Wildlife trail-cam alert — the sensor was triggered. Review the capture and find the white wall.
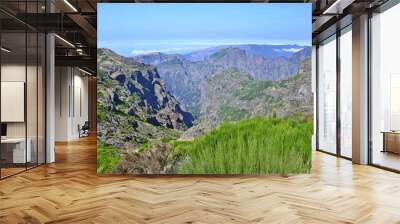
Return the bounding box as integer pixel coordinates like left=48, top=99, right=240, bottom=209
left=55, top=66, right=69, bottom=141
left=1, top=63, right=46, bottom=164
left=1, top=65, right=41, bottom=137
left=1, top=65, right=26, bottom=139
left=72, top=73, right=89, bottom=138
left=55, top=67, right=89, bottom=141
left=1, top=65, right=26, bottom=81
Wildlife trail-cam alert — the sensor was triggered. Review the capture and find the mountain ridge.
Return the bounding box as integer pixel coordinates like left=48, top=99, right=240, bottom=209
left=184, top=44, right=310, bottom=61
left=132, top=45, right=311, bottom=116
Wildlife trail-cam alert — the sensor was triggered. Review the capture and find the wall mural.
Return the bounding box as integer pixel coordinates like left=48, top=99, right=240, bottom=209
left=97, top=3, right=313, bottom=175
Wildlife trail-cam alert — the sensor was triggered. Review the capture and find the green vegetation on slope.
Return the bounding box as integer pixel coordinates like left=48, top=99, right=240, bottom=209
left=187, top=104, right=201, bottom=119
left=209, top=48, right=231, bottom=60
left=234, top=73, right=302, bottom=101
left=97, top=104, right=107, bottom=123
left=97, top=143, right=120, bottom=174
left=276, top=74, right=301, bottom=88
left=234, top=80, right=273, bottom=100
left=172, top=116, right=312, bottom=174
left=162, top=59, right=183, bottom=66
left=218, top=104, right=250, bottom=122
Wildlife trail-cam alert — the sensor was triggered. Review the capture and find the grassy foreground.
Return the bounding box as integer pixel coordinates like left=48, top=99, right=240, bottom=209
left=172, top=116, right=313, bottom=174
left=97, top=143, right=120, bottom=174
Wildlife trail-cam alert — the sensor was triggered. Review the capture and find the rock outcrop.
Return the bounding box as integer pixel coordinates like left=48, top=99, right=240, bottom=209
left=97, top=48, right=193, bottom=149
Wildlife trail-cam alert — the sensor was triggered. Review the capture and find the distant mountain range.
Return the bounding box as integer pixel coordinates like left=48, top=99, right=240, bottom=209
left=183, top=44, right=310, bottom=61
left=133, top=44, right=309, bottom=64
left=132, top=44, right=311, bottom=117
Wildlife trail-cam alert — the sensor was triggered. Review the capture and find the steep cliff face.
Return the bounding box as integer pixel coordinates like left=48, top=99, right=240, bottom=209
left=182, top=59, right=313, bottom=138
left=97, top=48, right=193, bottom=149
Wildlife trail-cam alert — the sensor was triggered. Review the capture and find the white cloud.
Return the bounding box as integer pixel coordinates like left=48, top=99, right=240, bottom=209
left=131, top=49, right=160, bottom=55
left=131, top=47, right=198, bottom=56
left=282, top=48, right=304, bottom=52
left=273, top=47, right=304, bottom=53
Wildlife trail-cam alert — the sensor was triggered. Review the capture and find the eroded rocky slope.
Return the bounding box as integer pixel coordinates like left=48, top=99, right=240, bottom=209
left=97, top=48, right=193, bottom=149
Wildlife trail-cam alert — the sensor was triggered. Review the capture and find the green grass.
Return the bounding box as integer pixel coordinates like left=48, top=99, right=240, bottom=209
left=97, top=105, right=108, bottom=123
left=138, top=141, right=151, bottom=152
left=171, top=116, right=312, bottom=174
left=97, top=143, right=120, bottom=174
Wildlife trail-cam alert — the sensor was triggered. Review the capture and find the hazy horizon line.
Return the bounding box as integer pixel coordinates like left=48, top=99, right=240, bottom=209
left=99, top=42, right=311, bottom=57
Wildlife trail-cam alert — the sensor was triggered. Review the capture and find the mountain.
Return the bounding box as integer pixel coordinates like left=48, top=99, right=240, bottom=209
left=206, top=47, right=301, bottom=80
left=290, top=46, right=312, bottom=64
left=133, top=53, right=219, bottom=117
left=130, top=52, right=185, bottom=65
left=97, top=47, right=312, bottom=174
left=184, top=44, right=309, bottom=62
left=133, top=45, right=311, bottom=82
left=133, top=45, right=311, bottom=116
left=182, top=59, right=313, bottom=138
left=97, top=48, right=194, bottom=149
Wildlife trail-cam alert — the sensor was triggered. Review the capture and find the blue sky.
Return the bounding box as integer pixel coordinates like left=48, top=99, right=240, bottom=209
left=98, top=3, right=311, bottom=56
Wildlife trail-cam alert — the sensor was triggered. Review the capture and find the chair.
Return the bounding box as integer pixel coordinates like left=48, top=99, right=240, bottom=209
left=79, top=121, right=90, bottom=138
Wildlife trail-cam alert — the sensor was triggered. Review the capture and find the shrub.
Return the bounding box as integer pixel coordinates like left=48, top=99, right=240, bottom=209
left=97, top=143, right=120, bottom=174
left=172, top=116, right=312, bottom=174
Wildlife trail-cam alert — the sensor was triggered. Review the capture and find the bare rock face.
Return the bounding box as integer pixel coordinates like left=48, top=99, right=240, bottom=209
left=97, top=48, right=193, bottom=149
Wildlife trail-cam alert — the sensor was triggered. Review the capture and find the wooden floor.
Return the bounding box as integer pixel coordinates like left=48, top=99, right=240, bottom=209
left=372, top=150, right=400, bottom=171
left=1, top=136, right=400, bottom=223
left=0, top=167, right=26, bottom=178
